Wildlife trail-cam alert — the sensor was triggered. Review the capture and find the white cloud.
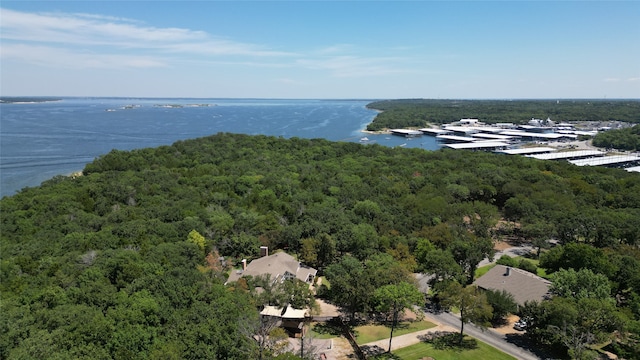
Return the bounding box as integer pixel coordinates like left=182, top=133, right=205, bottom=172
left=0, top=7, right=294, bottom=67
left=1, top=8, right=207, bottom=45
left=627, top=77, right=640, bottom=82
left=1, top=44, right=166, bottom=69
left=0, top=8, right=419, bottom=78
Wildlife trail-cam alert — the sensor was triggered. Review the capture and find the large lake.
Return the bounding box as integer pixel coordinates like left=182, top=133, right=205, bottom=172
left=0, top=98, right=440, bottom=197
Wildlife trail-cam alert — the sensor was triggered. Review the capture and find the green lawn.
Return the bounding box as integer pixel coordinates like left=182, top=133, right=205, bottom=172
left=475, top=263, right=496, bottom=278
left=475, top=256, right=549, bottom=279
left=392, top=337, right=517, bottom=360
left=354, top=320, right=437, bottom=344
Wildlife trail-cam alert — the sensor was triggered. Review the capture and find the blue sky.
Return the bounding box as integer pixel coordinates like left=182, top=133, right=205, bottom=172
left=1, top=1, right=639, bottom=99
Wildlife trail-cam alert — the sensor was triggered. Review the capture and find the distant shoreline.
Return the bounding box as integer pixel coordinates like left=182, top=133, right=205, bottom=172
left=0, top=97, right=63, bottom=104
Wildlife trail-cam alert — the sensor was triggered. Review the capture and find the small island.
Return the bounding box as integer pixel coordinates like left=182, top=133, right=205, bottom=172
left=0, top=97, right=63, bottom=104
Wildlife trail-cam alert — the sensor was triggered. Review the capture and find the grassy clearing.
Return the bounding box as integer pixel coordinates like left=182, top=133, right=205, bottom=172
left=354, top=320, right=437, bottom=344
left=391, top=337, right=517, bottom=360
left=476, top=256, right=549, bottom=279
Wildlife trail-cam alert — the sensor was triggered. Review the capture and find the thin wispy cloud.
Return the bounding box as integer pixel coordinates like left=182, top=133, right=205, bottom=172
left=0, top=8, right=294, bottom=70
left=1, top=7, right=421, bottom=79
left=2, top=44, right=167, bottom=69
left=297, top=55, right=412, bottom=78
left=2, top=8, right=208, bottom=45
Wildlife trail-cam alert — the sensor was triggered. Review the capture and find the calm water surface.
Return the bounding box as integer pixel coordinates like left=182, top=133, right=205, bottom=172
left=1, top=98, right=440, bottom=197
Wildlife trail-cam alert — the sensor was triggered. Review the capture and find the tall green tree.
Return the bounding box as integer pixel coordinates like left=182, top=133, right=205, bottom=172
left=485, top=289, right=518, bottom=325
left=440, top=282, right=493, bottom=344
left=449, top=236, right=495, bottom=285
left=324, top=256, right=371, bottom=323
left=374, top=282, right=424, bottom=352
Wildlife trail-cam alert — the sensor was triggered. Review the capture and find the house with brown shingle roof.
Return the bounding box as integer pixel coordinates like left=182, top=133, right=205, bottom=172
left=226, top=250, right=317, bottom=285
left=473, top=265, right=551, bottom=306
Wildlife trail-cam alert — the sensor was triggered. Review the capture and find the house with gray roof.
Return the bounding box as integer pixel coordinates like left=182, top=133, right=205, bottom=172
left=473, top=265, right=551, bottom=306
left=226, top=250, right=317, bottom=285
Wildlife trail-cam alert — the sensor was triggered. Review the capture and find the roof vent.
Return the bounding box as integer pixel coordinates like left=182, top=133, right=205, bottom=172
left=505, top=267, right=511, bottom=276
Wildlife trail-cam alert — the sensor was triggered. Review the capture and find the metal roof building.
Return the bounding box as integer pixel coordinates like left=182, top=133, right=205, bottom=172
left=445, top=141, right=510, bottom=150
left=527, top=150, right=605, bottom=160
left=419, top=128, right=451, bottom=136
left=390, top=129, right=423, bottom=137
left=626, top=166, right=640, bottom=173
left=498, top=147, right=557, bottom=155
left=569, top=155, right=640, bottom=167
left=499, top=130, right=571, bottom=140
left=436, top=134, right=477, bottom=143
left=471, top=133, right=515, bottom=141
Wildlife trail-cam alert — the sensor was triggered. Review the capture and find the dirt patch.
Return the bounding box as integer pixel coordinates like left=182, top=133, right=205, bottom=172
left=401, top=309, right=418, bottom=321
left=315, top=299, right=341, bottom=318
left=494, top=241, right=513, bottom=251
left=494, top=314, right=524, bottom=335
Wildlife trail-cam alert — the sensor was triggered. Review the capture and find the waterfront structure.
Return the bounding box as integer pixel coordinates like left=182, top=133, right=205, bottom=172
left=390, top=129, right=423, bottom=137
left=569, top=155, right=640, bottom=168
left=527, top=150, right=605, bottom=161
left=499, top=147, right=557, bottom=155
left=444, top=141, right=509, bottom=151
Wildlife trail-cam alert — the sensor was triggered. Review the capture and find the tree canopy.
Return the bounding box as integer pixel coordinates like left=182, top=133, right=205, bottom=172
left=592, top=124, right=640, bottom=151
left=1, top=132, right=640, bottom=358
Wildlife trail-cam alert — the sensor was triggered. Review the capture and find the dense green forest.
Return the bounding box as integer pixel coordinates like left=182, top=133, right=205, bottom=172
left=365, top=99, right=640, bottom=131
left=592, top=124, right=640, bottom=151
left=2, top=133, right=640, bottom=359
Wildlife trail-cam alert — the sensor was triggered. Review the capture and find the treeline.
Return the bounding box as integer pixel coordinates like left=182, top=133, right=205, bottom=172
left=365, top=99, right=640, bottom=130
left=0, top=97, right=63, bottom=103
left=592, top=124, right=640, bottom=151
left=1, top=133, right=640, bottom=359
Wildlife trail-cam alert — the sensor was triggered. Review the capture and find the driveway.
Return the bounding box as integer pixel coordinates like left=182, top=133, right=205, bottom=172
left=479, top=243, right=535, bottom=267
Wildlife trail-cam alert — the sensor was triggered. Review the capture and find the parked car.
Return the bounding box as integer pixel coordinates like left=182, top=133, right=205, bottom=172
left=513, top=319, right=527, bottom=331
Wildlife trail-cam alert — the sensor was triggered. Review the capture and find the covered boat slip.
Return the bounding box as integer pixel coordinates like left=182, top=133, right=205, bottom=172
left=419, top=128, right=451, bottom=136
left=569, top=155, right=640, bottom=167
left=390, top=129, right=423, bottom=137
left=444, top=141, right=510, bottom=151
left=499, top=130, right=575, bottom=140
left=470, top=133, right=515, bottom=141
left=436, top=134, right=477, bottom=143
left=499, top=147, right=557, bottom=155
left=527, top=150, right=605, bottom=160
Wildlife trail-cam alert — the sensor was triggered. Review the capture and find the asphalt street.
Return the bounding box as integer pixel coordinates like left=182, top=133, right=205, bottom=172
left=426, top=310, right=544, bottom=360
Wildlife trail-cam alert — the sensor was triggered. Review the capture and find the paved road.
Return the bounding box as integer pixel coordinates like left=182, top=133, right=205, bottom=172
left=427, top=310, right=542, bottom=360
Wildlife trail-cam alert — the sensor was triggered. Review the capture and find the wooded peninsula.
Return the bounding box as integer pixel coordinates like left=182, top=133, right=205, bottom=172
left=366, top=99, right=640, bottom=130
left=2, top=117, right=640, bottom=358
